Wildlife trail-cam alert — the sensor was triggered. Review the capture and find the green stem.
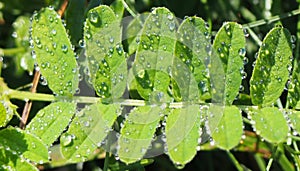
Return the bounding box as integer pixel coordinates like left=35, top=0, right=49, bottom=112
left=243, top=8, right=300, bottom=29
left=247, top=27, right=262, bottom=46
left=103, top=151, right=110, bottom=171
left=226, top=151, right=243, bottom=171
left=266, top=158, right=274, bottom=171
left=0, top=47, right=26, bottom=56
left=121, top=0, right=137, bottom=18
left=254, top=153, right=266, bottom=171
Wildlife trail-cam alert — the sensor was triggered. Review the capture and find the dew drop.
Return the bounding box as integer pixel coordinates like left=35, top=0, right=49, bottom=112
left=169, top=22, right=175, bottom=31
left=238, top=48, right=246, bottom=56
left=61, top=44, right=68, bottom=53
left=61, top=134, right=72, bottom=146
left=51, top=29, right=57, bottom=36
left=88, top=11, right=99, bottom=24
left=291, top=35, right=297, bottom=43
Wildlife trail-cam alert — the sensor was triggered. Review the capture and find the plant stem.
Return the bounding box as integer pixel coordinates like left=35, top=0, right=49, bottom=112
left=243, top=8, right=300, bottom=29
left=0, top=47, right=26, bottom=56
left=121, top=0, right=137, bottom=18
left=19, top=71, right=40, bottom=129
left=226, top=151, right=243, bottom=171
left=103, top=151, right=110, bottom=171
left=266, top=158, right=274, bottom=171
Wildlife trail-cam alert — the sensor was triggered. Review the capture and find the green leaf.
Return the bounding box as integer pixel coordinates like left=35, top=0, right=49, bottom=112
left=84, top=5, right=127, bottom=99
left=26, top=102, right=76, bottom=146
left=110, top=0, right=124, bottom=20
left=32, top=7, right=79, bottom=96
left=0, top=101, right=12, bottom=128
left=133, top=7, right=200, bottom=103
left=211, top=106, right=243, bottom=150
left=60, top=103, right=120, bottom=163
left=287, top=110, right=300, bottom=134
left=65, top=0, right=85, bottom=46
left=249, top=107, right=289, bottom=143
left=13, top=16, right=34, bottom=74
left=213, top=22, right=245, bottom=105
left=0, top=79, right=17, bottom=127
left=0, top=147, right=38, bottom=171
left=175, top=16, right=211, bottom=101
left=250, top=27, right=292, bottom=106
left=0, top=127, right=49, bottom=163
left=133, top=7, right=175, bottom=102
left=287, top=59, right=300, bottom=108
left=125, top=13, right=148, bottom=56
left=118, top=106, right=161, bottom=164
left=165, top=105, right=201, bottom=166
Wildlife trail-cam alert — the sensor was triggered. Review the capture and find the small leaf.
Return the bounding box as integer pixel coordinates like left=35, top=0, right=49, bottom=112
left=84, top=5, right=127, bottom=99
left=213, top=22, right=245, bottom=105
left=26, top=102, right=76, bottom=146
left=211, top=106, right=243, bottom=150
left=125, top=13, right=148, bottom=56
left=13, top=16, right=34, bottom=74
left=0, top=127, right=49, bottom=163
left=287, top=59, right=300, bottom=108
left=250, top=27, right=292, bottom=106
left=165, top=105, right=201, bottom=166
left=32, top=7, right=79, bottom=96
left=133, top=7, right=200, bottom=102
left=60, top=103, right=120, bottom=163
left=65, top=0, right=85, bottom=46
left=118, top=106, right=162, bottom=164
left=0, top=148, right=38, bottom=171
left=287, top=110, right=300, bottom=134
left=175, top=16, right=211, bottom=101
left=0, top=102, right=11, bottom=128
left=249, top=107, right=289, bottom=143
left=110, top=0, right=124, bottom=20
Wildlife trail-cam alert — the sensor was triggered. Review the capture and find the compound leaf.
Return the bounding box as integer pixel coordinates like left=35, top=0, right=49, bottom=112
left=84, top=5, right=127, bottom=99
left=118, top=106, right=162, bottom=164
left=0, top=127, right=49, bottom=163
left=32, top=7, right=79, bottom=96
left=211, top=106, right=243, bottom=150
left=249, top=107, right=289, bottom=143
left=26, top=102, right=76, bottom=146
left=0, top=148, right=38, bottom=171
left=175, top=16, right=211, bottom=101
left=165, top=105, right=201, bottom=166
left=250, top=27, right=292, bottom=106
left=60, top=103, right=120, bottom=163
left=213, top=22, right=245, bottom=105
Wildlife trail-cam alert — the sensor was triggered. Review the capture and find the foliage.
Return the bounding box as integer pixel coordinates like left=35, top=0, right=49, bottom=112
left=1, top=0, right=300, bottom=171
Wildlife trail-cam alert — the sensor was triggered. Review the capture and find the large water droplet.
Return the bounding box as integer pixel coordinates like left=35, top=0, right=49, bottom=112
left=61, top=134, right=73, bottom=146
left=88, top=11, right=99, bottom=24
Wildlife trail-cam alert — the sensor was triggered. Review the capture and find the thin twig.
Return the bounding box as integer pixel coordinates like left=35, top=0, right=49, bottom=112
left=19, top=71, right=40, bottom=129
left=19, top=0, right=69, bottom=129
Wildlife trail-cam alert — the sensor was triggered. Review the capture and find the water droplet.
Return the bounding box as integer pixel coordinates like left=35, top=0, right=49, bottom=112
left=61, top=134, right=72, bottom=146
left=243, top=29, right=249, bottom=37
left=169, top=22, right=175, bottom=31
left=88, top=11, right=99, bottom=24
left=238, top=48, right=246, bottom=56
left=109, top=37, right=114, bottom=43
left=291, top=35, right=297, bottom=43
left=78, top=39, right=85, bottom=48
left=51, top=29, right=57, bottom=36
left=167, top=13, right=174, bottom=20
left=61, top=44, right=68, bottom=53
